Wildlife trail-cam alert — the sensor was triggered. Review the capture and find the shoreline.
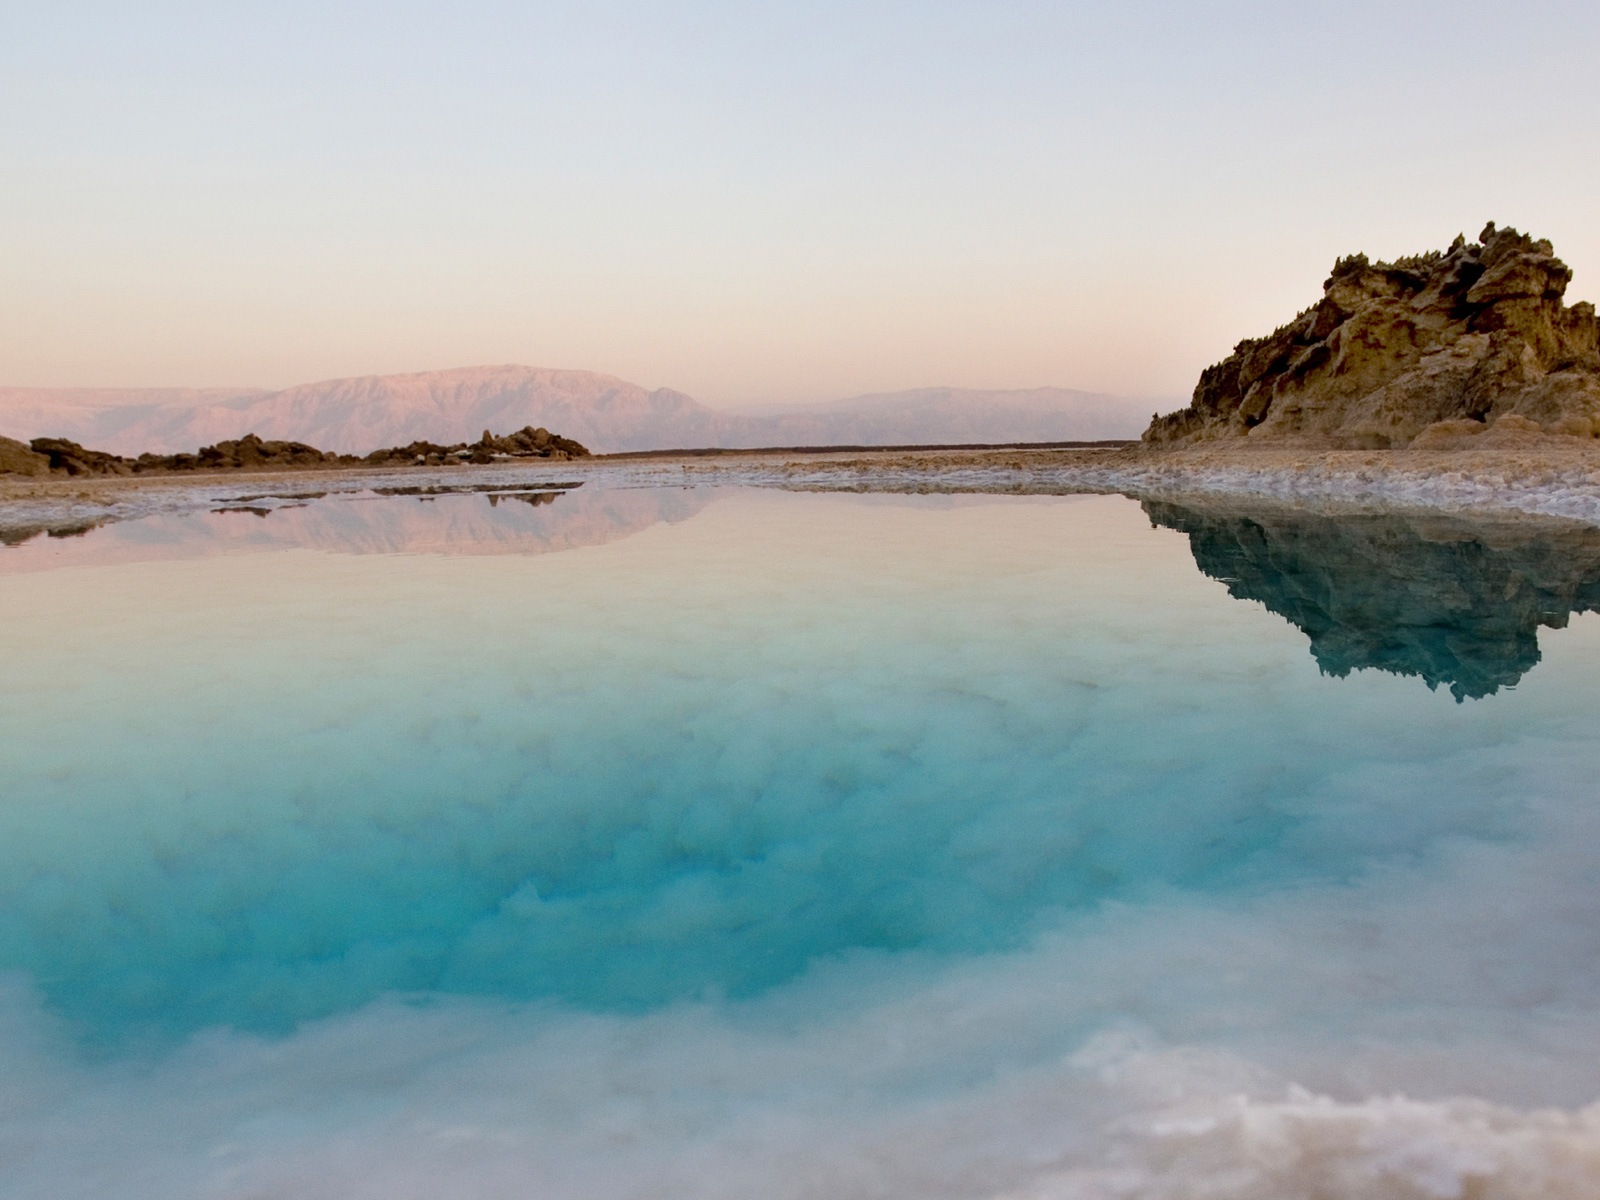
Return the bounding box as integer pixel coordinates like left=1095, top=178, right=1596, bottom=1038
left=7, top=436, right=1600, bottom=540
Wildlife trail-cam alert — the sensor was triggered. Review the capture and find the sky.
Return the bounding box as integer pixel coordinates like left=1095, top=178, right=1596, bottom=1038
left=3, top=1, right=1599, bottom=410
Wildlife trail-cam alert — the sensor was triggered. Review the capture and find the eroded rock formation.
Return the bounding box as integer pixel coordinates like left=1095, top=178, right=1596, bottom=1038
left=362, top=426, right=590, bottom=467
left=21, top=433, right=339, bottom=476
left=1146, top=223, right=1600, bottom=447
left=1146, top=498, right=1600, bottom=699
left=0, top=435, right=49, bottom=477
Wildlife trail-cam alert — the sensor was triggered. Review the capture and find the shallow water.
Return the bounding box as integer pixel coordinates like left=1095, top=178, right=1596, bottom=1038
left=3, top=485, right=1600, bottom=1198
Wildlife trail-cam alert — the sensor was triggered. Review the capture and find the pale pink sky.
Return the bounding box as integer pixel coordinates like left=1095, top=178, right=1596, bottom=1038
left=3, top=1, right=1598, bottom=409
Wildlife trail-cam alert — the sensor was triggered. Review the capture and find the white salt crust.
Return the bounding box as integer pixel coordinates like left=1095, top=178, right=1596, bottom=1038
left=10, top=449, right=1600, bottom=539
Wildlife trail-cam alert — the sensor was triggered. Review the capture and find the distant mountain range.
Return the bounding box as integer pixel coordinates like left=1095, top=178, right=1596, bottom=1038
left=0, top=366, right=1152, bottom=455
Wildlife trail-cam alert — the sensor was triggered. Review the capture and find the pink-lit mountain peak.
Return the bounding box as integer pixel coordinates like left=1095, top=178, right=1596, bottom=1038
left=0, top=365, right=1150, bottom=454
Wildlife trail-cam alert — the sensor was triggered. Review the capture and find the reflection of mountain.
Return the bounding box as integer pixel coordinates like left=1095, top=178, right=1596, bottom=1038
left=1145, top=499, right=1600, bottom=700
left=0, top=485, right=716, bottom=572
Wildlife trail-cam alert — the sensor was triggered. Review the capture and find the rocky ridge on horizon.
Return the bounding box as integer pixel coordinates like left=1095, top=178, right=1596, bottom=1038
left=1146, top=223, right=1600, bottom=448
left=1, top=425, right=590, bottom=478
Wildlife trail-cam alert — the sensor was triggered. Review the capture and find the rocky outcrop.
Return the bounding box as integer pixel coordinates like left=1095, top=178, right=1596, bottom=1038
left=28, top=437, right=138, bottom=476
left=362, top=426, right=590, bottom=467
left=143, top=434, right=333, bottom=472
left=1146, top=498, right=1600, bottom=699
left=0, top=435, right=49, bottom=476
left=1146, top=223, right=1600, bottom=447
left=0, top=427, right=590, bottom=476
left=23, top=433, right=335, bottom=476
left=480, top=424, right=590, bottom=459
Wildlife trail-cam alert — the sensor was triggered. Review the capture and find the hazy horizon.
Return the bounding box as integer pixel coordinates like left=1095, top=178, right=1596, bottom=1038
left=0, top=365, right=1176, bottom=414
left=4, top=2, right=1598, bottom=408
left=0, top=367, right=1157, bottom=454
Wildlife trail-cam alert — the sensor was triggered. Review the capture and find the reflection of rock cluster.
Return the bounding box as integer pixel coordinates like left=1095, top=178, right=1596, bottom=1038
left=1, top=482, right=718, bottom=565
left=1146, top=223, right=1600, bottom=447
left=1146, top=500, right=1600, bottom=699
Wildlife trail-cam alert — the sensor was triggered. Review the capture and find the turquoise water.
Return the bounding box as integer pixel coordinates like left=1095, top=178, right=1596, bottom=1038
left=3, top=486, right=1600, bottom=1198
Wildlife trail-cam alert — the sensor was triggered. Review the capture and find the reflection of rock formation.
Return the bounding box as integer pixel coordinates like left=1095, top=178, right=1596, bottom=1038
left=0, top=485, right=717, bottom=572
left=0, top=520, right=100, bottom=547
left=1146, top=499, right=1600, bottom=699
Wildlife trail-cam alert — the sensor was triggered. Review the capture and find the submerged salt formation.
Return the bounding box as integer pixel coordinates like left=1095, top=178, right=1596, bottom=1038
left=1146, top=223, right=1600, bottom=447
left=1146, top=498, right=1600, bottom=699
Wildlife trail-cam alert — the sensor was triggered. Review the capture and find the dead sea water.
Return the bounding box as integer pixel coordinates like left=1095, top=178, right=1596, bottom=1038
left=3, top=485, right=1600, bottom=1198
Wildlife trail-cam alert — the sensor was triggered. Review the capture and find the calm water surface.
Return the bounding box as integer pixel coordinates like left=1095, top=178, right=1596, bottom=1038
left=2, top=485, right=1599, bottom=1198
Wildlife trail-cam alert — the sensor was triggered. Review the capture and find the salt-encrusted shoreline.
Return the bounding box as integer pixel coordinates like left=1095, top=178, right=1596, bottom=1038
left=695, top=439, right=1600, bottom=527
left=752, top=445, right=1600, bottom=524
left=7, top=438, right=1600, bottom=541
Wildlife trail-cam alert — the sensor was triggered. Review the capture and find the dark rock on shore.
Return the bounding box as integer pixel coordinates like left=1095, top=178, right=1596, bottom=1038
left=145, top=434, right=334, bottom=472
left=29, top=437, right=134, bottom=476
left=1147, top=223, right=1600, bottom=447
left=21, top=433, right=335, bottom=476
left=0, top=435, right=50, bottom=476
left=362, top=426, right=590, bottom=466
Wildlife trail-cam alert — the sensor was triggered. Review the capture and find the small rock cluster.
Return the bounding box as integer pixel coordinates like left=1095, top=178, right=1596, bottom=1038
left=1147, top=223, right=1600, bottom=447
left=0, top=427, right=590, bottom=477
left=362, top=426, right=590, bottom=467
left=14, top=433, right=342, bottom=476
left=146, top=435, right=332, bottom=472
